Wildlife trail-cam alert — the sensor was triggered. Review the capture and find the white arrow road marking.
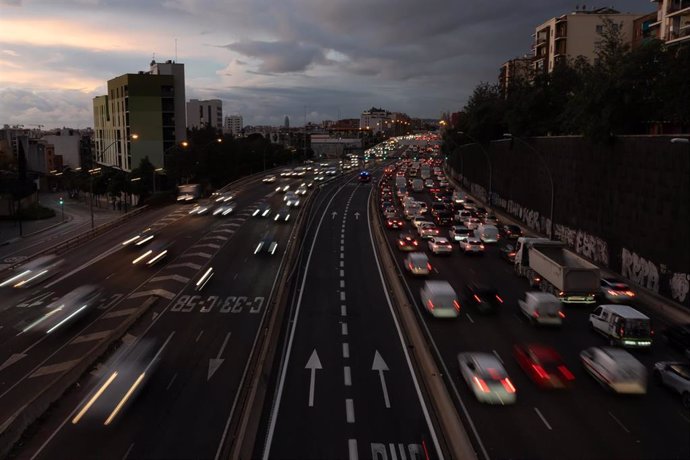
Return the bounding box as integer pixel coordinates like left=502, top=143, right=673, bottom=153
left=305, top=349, right=322, bottom=407
left=150, top=274, right=190, bottom=284
left=167, top=262, right=202, bottom=270
left=331, top=211, right=338, bottom=220
left=354, top=212, right=360, bottom=220
left=129, top=289, right=175, bottom=300
left=0, top=353, right=27, bottom=372
left=372, top=351, right=391, bottom=408
left=183, top=252, right=212, bottom=259
left=208, top=332, right=231, bottom=381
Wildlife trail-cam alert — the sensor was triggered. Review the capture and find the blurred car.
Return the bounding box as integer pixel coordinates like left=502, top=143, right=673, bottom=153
left=397, top=233, right=420, bottom=251
left=653, top=361, right=690, bottom=409
left=383, top=207, right=398, bottom=219
left=499, top=243, right=517, bottom=263
left=254, top=233, right=279, bottom=255
left=662, top=323, right=690, bottom=357
left=463, top=283, right=503, bottom=314
left=262, top=175, right=277, bottom=184
left=483, top=214, right=499, bottom=226
left=424, top=179, right=434, bottom=188
left=121, top=227, right=155, bottom=248
left=433, top=211, right=453, bottom=227
left=457, top=352, right=517, bottom=404
left=275, top=184, right=290, bottom=193
left=459, top=237, right=484, bottom=254
left=449, top=225, right=473, bottom=243
left=599, top=277, right=636, bottom=303
left=284, top=191, right=301, bottom=207
left=405, top=252, right=432, bottom=276
left=500, top=224, right=523, bottom=239
left=252, top=204, right=271, bottom=217
left=430, top=203, right=447, bottom=217
left=22, top=284, right=101, bottom=335
left=296, top=185, right=308, bottom=195
left=1, top=254, right=64, bottom=288
left=418, top=222, right=440, bottom=239
left=465, top=217, right=482, bottom=230
left=273, top=207, right=292, bottom=222
left=421, top=280, right=460, bottom=318
left=213, top=192, right=235, bottom=203
left=475, top=207, right=488, bottom=219
left=132, top=241, right=171, bottom=267
left=411, top=216, right=429, bottom=230
left=580, top=347, right=647, bottom=394
left=188, top=204, right=211, bottom=215
left=212, top=203, right=236, bottom=216
left=513, top=343, right=575, bottom=389
left=428, top=236, right=453, bottom=255
left=386, top=217, right=405, bottom=230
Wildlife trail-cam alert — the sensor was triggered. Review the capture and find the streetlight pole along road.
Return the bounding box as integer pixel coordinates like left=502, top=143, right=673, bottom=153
left=457, top=131, right=493, bottom=207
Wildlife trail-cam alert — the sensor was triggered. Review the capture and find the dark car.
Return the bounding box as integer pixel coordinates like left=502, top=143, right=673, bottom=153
left=500, top=224, right=523, bottom=239
left=397, top=232, right=420, bottom=251
left=463, top=283, right=504, bottom=314
left=499, top=243, right=517, bottom=263
left=663, top=324, right=690, bottom=357
left=475, top=207, right=488, bottom=218
left=430, top=203, right=447, bottom=217
left=380, top=200, right=393, bottom=211
left=386, top=217, right=405, bottom=230
left=433, top=211, right=453, bottom=227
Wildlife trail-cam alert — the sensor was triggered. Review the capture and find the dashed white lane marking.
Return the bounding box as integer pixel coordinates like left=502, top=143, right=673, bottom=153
left=348, top=439, right=358, bottom=460
left=71, top=331, right=110, bottom=344
left=343, top=342, right=350, bottom=358
left=341, top=323, right=348, bottom=336
left=340, top=245, right=345, bottom=251
left=534, top=407, right=553, bottom=430
left=340, top=269, right=345, bottom=277
left=340, top=252, right=345, bottom=259
left=166, top=373, right=178, bottom=390
left=340, top=261, right=344, bottom=267
left=122, top=443, right=135, bottom=460
left=341, top=239, right=345, bottom=244
left=492, top=350, right=503, bottom=364
left=340, top=280, right=345, bottom=288
left=341, top=305, right=347, bottom=316
left=344, top=366, right=352, bottom=386
left=340, top=291, right=346, bottom=301
left=609, top=411, right=630, bottom=433
left=103, top=307, right=138, bottom=319
left=345, top=398, right=355, bottom=423
left=195, top=330, right=204, bottom=342
left=465, top=313, right=474, bottom=323
left=167, top=262, right=202, bottom=270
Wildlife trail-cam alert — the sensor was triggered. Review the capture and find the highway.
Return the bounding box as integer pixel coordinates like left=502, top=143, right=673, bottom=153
left=378, top=154, right=690, bottom=460
left=257, top=165, right=442, bottom=460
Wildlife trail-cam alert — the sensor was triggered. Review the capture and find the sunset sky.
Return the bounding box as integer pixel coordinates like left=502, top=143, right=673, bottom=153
left=0, top=0, right=653, bottom=129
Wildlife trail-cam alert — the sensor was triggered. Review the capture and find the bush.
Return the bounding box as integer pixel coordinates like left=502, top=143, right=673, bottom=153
left=17, top=203, right=56, bottom=220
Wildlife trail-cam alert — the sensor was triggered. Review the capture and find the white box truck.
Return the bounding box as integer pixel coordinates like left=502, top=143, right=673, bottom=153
left=514, top=237, right=599, bottom=304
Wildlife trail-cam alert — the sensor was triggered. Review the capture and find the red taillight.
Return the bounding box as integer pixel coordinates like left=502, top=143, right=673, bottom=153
left=473, top=376, right=490, bottom=393
left=508, top=252, right=515, bottom=257
left=558, top=365, right=575, bottom=381
left=413, top=241, right=418, bottom=246
left=409, top=263, right=414, bottom=270
left=558, top=311, right=565, bottom=318
left=399, top=241, right=404, bottom=245
left=533, top=311, right=540, bottom=318
left=532, top=364, right=549, bottom=380
left=453, top=300, right=461, bottom=311
left=427, top=299, right=434, bottom=311
left=479, top=244, right=485, bottom=249
left=473, top=294, right=481, bottom=303
left=427, top=263, right=432, bottom=270
left=501, top=378, right=516, bottom=393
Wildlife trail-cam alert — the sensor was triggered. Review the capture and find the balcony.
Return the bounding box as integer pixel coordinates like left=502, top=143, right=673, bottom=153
left=667, top=0, right=690, bottom=16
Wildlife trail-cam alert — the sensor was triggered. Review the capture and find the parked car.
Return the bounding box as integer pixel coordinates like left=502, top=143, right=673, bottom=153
left=653, top=361, right=690, bottom=408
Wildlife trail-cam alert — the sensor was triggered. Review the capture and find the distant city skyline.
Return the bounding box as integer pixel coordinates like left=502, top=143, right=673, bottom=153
left=0, top=0, right=653, bottom=129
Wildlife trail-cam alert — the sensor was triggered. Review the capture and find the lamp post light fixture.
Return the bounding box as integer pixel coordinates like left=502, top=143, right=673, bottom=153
left=503, top=133, right=554, bottom=238
left=88, top=167, right=102, bottom=230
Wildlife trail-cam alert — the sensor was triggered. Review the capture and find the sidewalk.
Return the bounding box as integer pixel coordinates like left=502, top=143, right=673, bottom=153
left=0, top=192, right=125, bottom=258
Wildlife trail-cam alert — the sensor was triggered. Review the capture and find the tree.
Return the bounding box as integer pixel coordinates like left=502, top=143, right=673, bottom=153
left=462, top=82, right=507, bottom=143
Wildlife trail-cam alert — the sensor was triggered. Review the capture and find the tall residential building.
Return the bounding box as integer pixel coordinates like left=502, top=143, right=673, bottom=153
left=647, top=0, right=690, bottom=45
left=187, top=99, right=223, bottom=130
left=360, top=107, right=392, bottom=134
left=92, top=60, right=186, bottom=171
left=42, top=128, right=81, bottom=169
left=499, top=57, right=533, bottom=96
left=224, top=115, right=243, bottom=136
left=533, top=7, right=640, bottom=73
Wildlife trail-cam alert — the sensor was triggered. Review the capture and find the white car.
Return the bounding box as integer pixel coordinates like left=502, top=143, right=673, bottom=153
left=213, top=192, right=235, bottom=203
left=457, top=352, right=517, bottom=405
left=581, top=347, right=647, bottom=394
left=262, top=175, right=277, bottom=183
left=188, top=205, right=210, bottom=215
left=252, top=204, right=271, bottom=217
left=296, top=185, right=308, bottom=196
left=464, top=217, right=482, bottom=230
left=653, top=361, right=690, bottom=408
left=404, top=252, right=431, bottom=276
left=459, top=237, right=484, bottom=254
left=212, top=204, right=236, bottom=216
left=449, top=225, right=472, bottom=243
left=412, top=216, right=431, bottom=230
left=428, top=237, right=453, bottom=255
left=273, top=207, right=291, bottom=222
left=418, top=222, right=440, bottom=239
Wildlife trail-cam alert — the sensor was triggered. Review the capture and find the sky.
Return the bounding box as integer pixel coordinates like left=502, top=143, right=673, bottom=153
left=0, top=0, right=654, bottom=129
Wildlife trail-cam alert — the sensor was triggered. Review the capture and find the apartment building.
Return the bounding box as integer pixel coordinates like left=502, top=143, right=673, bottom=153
left=92, top=60, right=186, bottom=171
left=360, top=107, right=392, bottom=134
left=224, top=115, right=243, bottom=136
left=648, top=0, right=690, bottom=45
left=533, top=7, right=640, bottom=73
left=499, top=57, right=533, bottom=96
left=187, top=99, right=223, bottom=130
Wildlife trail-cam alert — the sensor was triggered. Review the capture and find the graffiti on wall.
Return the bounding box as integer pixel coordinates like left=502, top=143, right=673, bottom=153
left=554, top=224, right=609, bottom=267
left=621, top=248, right=660, bottom=293
left=506, top=200, right=546, bottom=235
left=670, top=273, right=690, bottom=304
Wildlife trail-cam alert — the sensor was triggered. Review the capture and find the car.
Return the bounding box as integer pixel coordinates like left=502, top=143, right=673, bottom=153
left=430, top=203, right=447, bottom=217
left=262, top=175, right=276, bottom=183
left=397, top=233, right=420, bottom=251
left=464, top=217, right=482, bottom=230
left=121, top=227, right=155, bottom=247
left=254, top=233, right=279, bottom=255
left=513, top=343, right=575, bottom=389
left=457, top=352, right=517, bottom=405
left=653, top=361, right=690, bottom=408
left=599, top=277, right=636, bottom=303
left=418, top=222, right=440, bottom=239
left=475, top=207, right=488, bottom=219
left=499, top=243, right=517, bottom=262
left=213, top=192, right=235, bottom=203
left=314, top=175, right=325, bottom=181
left=662, top=324, right=690, bottom=357
left=455, top=210, right=472, bottom=223
left=424, top=179, right=434, bottom=188
left=404, top=252, right=432, bottom=276
left=188, top=204, right=211, bottom=215
left=284, top=192, right=300, bottom=207
left=1, top=254, right=64, bottom=289
left=580, top=347, right=647, bottom=394
left=428, top=237, right=453, bottom=255
left=273, top=206, right=291, bottom=222
left=411, top=216, right=429, bottom=230
left=386, top=217, right=405, bottom=229
left=420, top=280, right=461, bottom=318
left=296, top=185, right=308, bottom=195
left=483, top=214, right=499, bottom=226
left=463, top=283, right=503, bottom=314
left=252, top=204, right=271, bottom=217
left=500, top=224, right=523, bottom=239
left=212, top=203, right=236, bottom=216
left=22, top=285, right=102, bottom=335
left=279, top=169, right=292, bottom=177
left=459, top=237, right=484, bottom=254
left=132, top=241, right=171, bottom=267
left=383, top=207, right=398, bottom=219
left=449, top=225, right=472, bottom=243
left=380, top=200, right=394, bottom=211
left=433, top=211, right=453, bottom=227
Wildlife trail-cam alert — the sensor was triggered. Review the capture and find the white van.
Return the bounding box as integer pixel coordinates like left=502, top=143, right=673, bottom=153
left=420, top=281, right=460, bottom=319
left=580, top=347, right=647, bottom=394
left=476, top=224, right=499, bottom=243
left=518, top=292, right=564, bottom=326
left=589, top=304, right=653, bottom=348
left=412, top=178, right=424, bottom=192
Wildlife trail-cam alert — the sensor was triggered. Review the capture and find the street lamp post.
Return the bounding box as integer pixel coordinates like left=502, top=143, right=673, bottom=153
left=503, top=133, right=554, bottom=238
left=458, top=131, right=493, bottom=207
left=88, top=167, right=101, bottom=230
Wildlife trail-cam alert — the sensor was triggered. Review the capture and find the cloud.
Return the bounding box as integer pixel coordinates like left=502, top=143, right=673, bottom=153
left=222, top=40, right=330, bottom=73
left=0, top=87, right=96, bottom=127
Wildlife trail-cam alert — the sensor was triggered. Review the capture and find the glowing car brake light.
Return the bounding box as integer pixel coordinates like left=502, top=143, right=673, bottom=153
left=495, top=295, right=504, bottom=303
left=453, top=300, right=461, bottom=311
left=558, top=365, right=575, bottom=381
left=473, top=376, right=490, bottom=393
left=532, top=364, right=549, bottom=380
left=501, top=378, right=516, bottom=393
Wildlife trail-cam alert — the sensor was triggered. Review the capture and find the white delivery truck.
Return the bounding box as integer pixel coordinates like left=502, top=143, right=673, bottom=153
left=513, top=237, right=599, bottom=304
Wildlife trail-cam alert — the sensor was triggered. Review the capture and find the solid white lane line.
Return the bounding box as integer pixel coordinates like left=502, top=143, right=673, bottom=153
left=341, top=323, right=348, bottom=336
left=343, top=343, right=350, bottom=358
left=196, top=330, right=204, bottom=342
left=534, top=407, right=553, bottom=430
left=345, top=398, right=355, bottom=423
left=348, top=439, right=358, bottom=460
left=609, top=411, right=630, bottom=433
left=492, top=350, right=503, bottom=364
left=122, top=443, right=134, bottom=460
left=166, top=373, right=178, bottom=390
left=341, top=305, right=347, bottom=316
left=465, top=313, right=474, bottom=323
left=344, top=366, right=352, bottom=386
